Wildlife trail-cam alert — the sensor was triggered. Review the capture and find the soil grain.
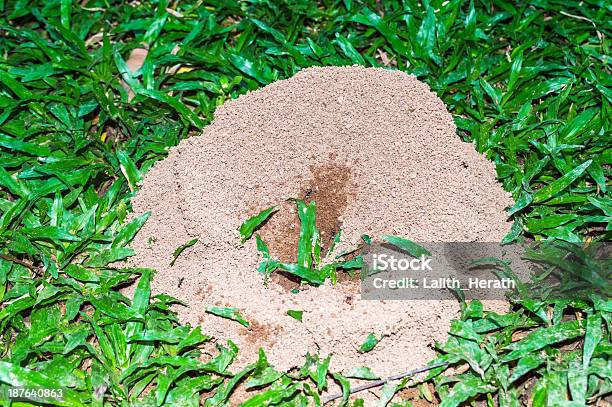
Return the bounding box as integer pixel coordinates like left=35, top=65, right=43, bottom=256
left=128, top=66, right=513, bottom=377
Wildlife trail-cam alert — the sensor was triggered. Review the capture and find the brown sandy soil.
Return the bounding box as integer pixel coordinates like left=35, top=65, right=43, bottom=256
left=127, top=66, right=513, bottom=382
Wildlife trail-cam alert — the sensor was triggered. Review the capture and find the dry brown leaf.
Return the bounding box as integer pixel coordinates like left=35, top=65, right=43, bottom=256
left=122, top=47, right=148, bottom=101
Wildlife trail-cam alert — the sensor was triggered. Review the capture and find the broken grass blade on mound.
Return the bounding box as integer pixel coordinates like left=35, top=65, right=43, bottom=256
left=255, top=234, right=280, bottom=279
left=337, top=255, right=363, bottom=271
left=359, top=333, right=381, bottom=353
left=255, top=234, right=270, bottom=261
left=239, top=206, right=278, bottom=243
left=170, top=238, right=198, bottom=266
left=332, top=256, right=363, bottom=282
left=343, top=366, right=380, bottom=380
left=278, top=263, right=325, bottom=286
left=381, top=234, right=431, bottom=257
left=274, top=199, right=333, bottom=286
left=287, top=309, right=303, bottom=321
left=205, top=306, right=249, bottom=327
left=319, top=263, right=338, bottom=285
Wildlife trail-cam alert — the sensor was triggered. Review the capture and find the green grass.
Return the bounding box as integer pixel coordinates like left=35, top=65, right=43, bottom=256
left=0, top=0, right=610, bottom=405
left=243, top=200, right=364, bottom=286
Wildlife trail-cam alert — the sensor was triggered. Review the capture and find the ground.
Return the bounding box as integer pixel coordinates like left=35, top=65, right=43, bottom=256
left=0, top=1, right=609, bottom=406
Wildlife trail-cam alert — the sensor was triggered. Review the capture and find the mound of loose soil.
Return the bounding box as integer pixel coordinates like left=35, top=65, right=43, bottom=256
left=128, top=66, right=513, bottom=378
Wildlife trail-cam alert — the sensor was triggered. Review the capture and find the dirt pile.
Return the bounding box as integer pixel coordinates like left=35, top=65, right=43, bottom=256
left=259, top=162, right=355, bottom=265
left=127, top=66, right=513, bottom=378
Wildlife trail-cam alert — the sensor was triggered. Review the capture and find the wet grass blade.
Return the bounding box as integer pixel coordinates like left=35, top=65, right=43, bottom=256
left=502, top=320, right=586, bottom=362
left=0, top=361, right=86, bottom=406
left=279, top=263, right=325, bottom=286
left=358, top=333, right=380, bottom=353
left=532, top=160, right=592, bottom=204
left=287, top=310, right=303, bottom=322
left=205, top=306, right=250, bottom=328
left=239, top=206, right=278, bottom=243
left=170, top=238, right=198, bottom=266
left=295, top=199, right=317, bottom=270
left=381, top=235, right=431, bottom=257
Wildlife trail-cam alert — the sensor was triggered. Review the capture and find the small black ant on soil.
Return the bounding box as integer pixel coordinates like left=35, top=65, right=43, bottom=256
left=178, top=277, right=185, bottom=288
left=302, top=187, right=313, bottom=201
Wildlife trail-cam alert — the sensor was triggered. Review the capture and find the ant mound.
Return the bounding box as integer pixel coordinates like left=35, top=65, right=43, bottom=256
left=128, top=66, right=513, bottom=378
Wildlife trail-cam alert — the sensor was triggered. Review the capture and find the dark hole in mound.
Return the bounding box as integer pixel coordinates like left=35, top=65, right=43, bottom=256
left=255, top=162, right=356, bottom=291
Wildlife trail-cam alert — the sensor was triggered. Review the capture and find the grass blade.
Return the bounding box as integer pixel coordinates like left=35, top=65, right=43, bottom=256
left=532, top=160, right=592, bottom=204
left=239, top=206, right=278, bottom=243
